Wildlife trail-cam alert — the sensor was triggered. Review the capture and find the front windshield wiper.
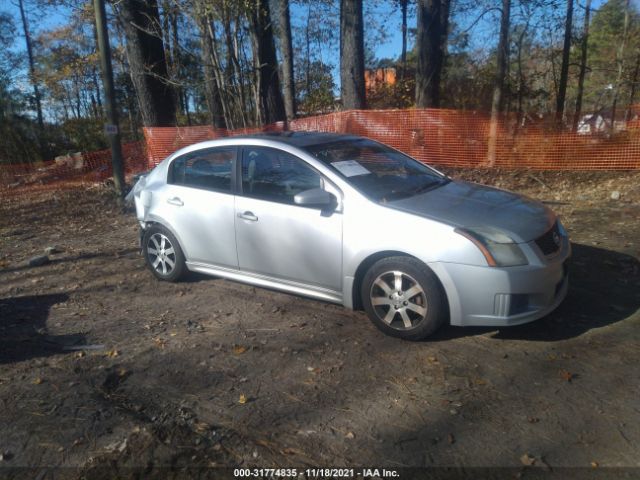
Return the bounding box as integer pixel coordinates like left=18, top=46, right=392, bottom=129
left=408, top=177, right=450, bottom=196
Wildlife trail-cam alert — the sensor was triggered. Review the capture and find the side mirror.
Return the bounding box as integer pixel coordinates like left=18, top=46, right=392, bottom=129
left=294, top=188, right=336, bottom=208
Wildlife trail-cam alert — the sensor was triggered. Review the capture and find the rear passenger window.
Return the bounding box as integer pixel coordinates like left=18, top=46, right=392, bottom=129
left=170, top=147, right=235, bottom=192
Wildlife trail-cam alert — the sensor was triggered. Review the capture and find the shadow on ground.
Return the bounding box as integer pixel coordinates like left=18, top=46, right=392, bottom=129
left=432, top=242, right=640, bottom=342
left=0, top=248, right=139, bottom=274
left=0, top=293, right=87, bottom=364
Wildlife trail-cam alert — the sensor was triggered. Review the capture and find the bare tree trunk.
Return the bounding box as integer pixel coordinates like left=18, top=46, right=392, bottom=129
left=236, top=20, right=256, bottom=126
left=415, top=0, right=451, bottom=108
left=92, top=68, right=103, bottom=112
left=487, top=0, right=510, bottom=166
left=17, top=0, right=44, bottom=132
left=183, top=90, right=191, bottom=125
left=221, top=4, right=238, bottom=125
left=626, top=50, right=640, bottom=120
left=340, top=0, right=366, bottom=109
left=400, top=0, right=408, bottom=79
left=161, top=1, right=186, bottom=120
left=75, top=81, right=82, bottom=118
left=516, top=21, right=529, bottom=127
left=90, top=92, right=98, bottom=118
left=198, top=14, right=226, bottom=129
left=277, top=0, right=296, bottom=122
left=161, top=0, right=172, bottom=68
left=305, top=4, right=311, bottom=97
left=556, top=0, right=573, bottom=126
left=248, top=19, right=264, bottom=125
left=91, top=23, right=103, bottom=114
left=611, top=0, right=631, bottom=134
left=248, top=0, right=286, bottom=124
left=95, top=0, right=126, bottom=199
left=572, top=0, right=591, bottom=132
left=117, top=0, right=177, bottom=126
left=208, top=19, right=235, bottom=129
left=232, top=14, right=249, bottom=127
left=170, top=5, right=184, bottom=118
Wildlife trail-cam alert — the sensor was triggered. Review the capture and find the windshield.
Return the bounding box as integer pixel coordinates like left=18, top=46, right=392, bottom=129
left=304, top=138, right=449, bottom=202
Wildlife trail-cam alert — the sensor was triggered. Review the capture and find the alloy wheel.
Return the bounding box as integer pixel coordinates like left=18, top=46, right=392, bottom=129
left=369, top=270, right=428, bottom=330
left=147, top=233, right=176, bottom=276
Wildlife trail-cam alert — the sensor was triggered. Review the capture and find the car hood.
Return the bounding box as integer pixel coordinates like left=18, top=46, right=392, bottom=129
left=387, top=180, right=555, bottom=243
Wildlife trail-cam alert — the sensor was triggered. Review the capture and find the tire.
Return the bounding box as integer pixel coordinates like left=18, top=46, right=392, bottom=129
left=142, top=224, right=186, bottom=282
left=361, top=256, right=447, bottom=340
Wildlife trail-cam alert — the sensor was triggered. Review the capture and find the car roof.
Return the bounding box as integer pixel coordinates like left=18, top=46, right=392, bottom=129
left=230, top=131, right=364, bottom=148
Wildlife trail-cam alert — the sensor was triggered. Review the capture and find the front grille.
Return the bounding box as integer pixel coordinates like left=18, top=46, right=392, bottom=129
left=535, top=221, right=562, bottom=256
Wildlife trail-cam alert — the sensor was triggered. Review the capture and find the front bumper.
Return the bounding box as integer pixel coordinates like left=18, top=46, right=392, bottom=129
left=430, top=239, right=571, bottom=327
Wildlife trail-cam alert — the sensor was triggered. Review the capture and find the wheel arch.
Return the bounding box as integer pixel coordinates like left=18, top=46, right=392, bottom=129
left=142, top=217, right=189, bottom=261
left=351, top=251, right=450, bottom=321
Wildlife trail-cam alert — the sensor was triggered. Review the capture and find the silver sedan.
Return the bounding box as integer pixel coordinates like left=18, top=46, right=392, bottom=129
left=129, top=133, right=570, bottom=340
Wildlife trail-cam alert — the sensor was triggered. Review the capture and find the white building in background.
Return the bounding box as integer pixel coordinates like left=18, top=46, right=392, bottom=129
left=577, top=113, right=610, bottom=135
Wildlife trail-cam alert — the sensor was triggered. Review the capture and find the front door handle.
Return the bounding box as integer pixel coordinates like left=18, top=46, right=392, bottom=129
left=237, top=211, right=258, bottom=222
left=167, top=197, right=184, bottom=207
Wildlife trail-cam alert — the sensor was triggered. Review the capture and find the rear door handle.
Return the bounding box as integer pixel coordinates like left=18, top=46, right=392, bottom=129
left=167, top=197, right=184, bottom=206
left=237, top=211, right=258, bottom=222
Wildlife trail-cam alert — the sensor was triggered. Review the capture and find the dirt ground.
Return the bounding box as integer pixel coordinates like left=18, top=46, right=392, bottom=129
left=0, top=169, right=639, bottom=478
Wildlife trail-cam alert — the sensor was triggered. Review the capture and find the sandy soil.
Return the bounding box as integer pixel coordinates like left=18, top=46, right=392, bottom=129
left=0, top=170, right=639, bottom=478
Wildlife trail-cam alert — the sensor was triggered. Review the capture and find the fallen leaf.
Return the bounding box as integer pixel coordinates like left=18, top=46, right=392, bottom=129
left=238, top=394, right=247, bottom=404
left=281, top=447, right=304, bottom=455
left=559, top=369, right=575, bottom=382
left=427, top=356, right=439, bottom=364
left=194, top=422, right=210, bottom=433
left=233, top=345, right=247, bottom=355
left=520, top=453, right=536, bottom=466
left=33, top=377, right=43, bottom=385
left=345, top=431, right=355, bottom=439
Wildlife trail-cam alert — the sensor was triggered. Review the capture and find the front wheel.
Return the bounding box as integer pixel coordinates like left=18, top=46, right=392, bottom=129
left=142, top=224, right=186, bottom=282
left=361, top=256, right=447, bottom=340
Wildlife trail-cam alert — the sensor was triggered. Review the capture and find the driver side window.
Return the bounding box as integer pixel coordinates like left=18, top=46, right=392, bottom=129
left=241, top=147, right=321, bottom=205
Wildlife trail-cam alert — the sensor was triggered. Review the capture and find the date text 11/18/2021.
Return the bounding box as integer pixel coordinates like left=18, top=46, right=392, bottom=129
left=233, top=468, right=400, bottom=478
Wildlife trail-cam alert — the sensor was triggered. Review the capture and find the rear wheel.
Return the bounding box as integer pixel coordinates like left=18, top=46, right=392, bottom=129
left=143, top=224, right=186, bottom=282
left=361, top=256, right=446, bottom=340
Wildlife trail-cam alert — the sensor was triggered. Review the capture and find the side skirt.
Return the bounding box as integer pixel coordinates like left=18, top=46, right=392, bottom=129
left=186, top=262, right=344, bottom=305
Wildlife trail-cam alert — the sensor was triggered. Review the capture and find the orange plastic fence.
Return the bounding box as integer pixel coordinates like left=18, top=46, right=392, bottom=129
left=143, top=109, right=640, bottom=170
left=0, top=142, right=146, bottom=195
left=2, top=108, right=640, bottom=196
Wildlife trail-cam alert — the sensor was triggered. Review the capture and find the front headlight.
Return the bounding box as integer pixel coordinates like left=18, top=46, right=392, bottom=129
left=455, top=226, right=529, bottom=267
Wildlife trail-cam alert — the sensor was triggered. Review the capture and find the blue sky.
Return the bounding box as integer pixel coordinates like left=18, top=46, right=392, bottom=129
left=0, top=0, right=618, bottom=94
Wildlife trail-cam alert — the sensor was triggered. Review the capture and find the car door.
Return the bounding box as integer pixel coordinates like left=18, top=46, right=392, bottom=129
left=161, top=146, right=238, bottom=269
left=235, top=146, right=343, bottom=291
